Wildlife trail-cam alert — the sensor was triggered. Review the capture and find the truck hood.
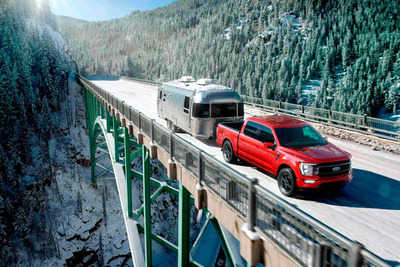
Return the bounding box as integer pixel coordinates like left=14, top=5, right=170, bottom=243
left=282, top=143, right=350, bottom=163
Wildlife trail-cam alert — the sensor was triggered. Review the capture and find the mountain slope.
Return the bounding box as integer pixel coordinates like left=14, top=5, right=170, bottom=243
left=59, top=0, right=400, bottom=116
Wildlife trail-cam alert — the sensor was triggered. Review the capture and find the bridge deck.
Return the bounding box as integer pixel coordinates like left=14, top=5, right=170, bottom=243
left=89, top=77, right=400, bottom=264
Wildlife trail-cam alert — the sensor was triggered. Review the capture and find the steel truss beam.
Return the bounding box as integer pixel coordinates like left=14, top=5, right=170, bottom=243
left=84, top=87, right=236, bottom=267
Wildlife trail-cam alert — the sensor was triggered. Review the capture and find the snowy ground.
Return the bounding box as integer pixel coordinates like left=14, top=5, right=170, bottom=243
left=30, top=73, right=133, bottom=266
left=89, top=77, right=400, bottom=265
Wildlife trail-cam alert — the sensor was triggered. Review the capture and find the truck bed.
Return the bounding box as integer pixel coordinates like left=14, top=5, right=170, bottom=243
left=218, top=121, right=244, bottom=132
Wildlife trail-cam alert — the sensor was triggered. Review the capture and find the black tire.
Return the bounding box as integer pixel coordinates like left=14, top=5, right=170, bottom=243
left=222, top=140, right=236, bottom=163
left=277, top=168, right=297, bottom=197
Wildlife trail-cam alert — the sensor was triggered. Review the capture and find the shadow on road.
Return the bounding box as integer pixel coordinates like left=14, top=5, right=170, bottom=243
left=198, top=138, right=220, bottom=148
left=295, top=168, right=400, bottom=210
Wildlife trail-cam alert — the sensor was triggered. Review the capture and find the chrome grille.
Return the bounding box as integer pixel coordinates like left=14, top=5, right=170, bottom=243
left=314, top=160, right=351, bottom=177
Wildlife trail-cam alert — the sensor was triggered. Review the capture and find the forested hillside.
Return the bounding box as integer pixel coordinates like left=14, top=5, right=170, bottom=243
left=0, top=0, right=73, bottom=263
left=59, top=0, right=400, bottom=116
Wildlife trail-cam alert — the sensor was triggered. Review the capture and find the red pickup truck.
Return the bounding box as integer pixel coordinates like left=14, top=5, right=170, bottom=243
left=216, top=115, right=353, bottom=196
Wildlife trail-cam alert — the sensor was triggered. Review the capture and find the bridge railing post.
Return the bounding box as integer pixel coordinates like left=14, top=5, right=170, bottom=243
left=313, top=242, right=330, bottom=267
left=197, top=150, right=203, bottom=186
left=247, top=178, right=258, bottom=232
left=149, top=119, right=157, bottom=158
left=168, top=132, right=176, bottom=179
left=170, top=132, right=174, bottom=159
left=195, top=150, right=206, bottom=209
left=241, top=178, right=262, bottom=266
left=348, top=242, right=364, bottom=267
left=137, top=112, right=143, bottom=144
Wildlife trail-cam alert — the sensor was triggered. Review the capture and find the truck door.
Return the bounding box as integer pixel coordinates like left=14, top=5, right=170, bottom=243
left=258, top=125, right=278, bottom=173
left=239, top=122, right=277, bottom=173
left=238, top=121, right=261, bottom=165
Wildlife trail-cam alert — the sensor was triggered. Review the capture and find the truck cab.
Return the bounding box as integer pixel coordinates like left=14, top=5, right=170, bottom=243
left=216, top=115, right=353, bottom=196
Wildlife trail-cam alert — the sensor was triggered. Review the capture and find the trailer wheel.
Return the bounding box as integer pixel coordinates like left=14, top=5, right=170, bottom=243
left=277, top=168, right=297, bottom=197
left=222, top=140, right=236, bottom=163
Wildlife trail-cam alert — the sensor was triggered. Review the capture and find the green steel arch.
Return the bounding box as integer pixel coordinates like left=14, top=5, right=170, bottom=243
left=84, top=87, right=240, bottom=267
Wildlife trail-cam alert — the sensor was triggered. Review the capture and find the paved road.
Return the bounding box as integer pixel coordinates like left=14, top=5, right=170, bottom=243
left=90, top=77, right=400, bottom=264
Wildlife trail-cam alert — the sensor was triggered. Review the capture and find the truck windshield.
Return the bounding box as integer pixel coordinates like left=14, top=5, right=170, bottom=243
left=211, top=103, right=244, bottom=117
left=275, top=125, right=327, bottom=148
left=192, top=103, right=210, bottom=118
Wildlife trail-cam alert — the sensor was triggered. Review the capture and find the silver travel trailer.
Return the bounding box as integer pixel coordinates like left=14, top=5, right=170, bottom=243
left=157, top=77, right=244, bottom=139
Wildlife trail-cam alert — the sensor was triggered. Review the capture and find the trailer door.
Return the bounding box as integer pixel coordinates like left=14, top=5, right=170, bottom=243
left=157, top=89, right=163, bottom=117
left=184, top=96, right=190, bottom=129
left=188, top=96, right=195, bottom=129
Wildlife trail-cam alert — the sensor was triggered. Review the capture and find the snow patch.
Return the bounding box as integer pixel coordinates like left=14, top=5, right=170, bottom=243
left=224, top=27, right=230, bottom=40
left=241, top=224, right=261, bottom=240
left=281, top=13, right=302, bottom=30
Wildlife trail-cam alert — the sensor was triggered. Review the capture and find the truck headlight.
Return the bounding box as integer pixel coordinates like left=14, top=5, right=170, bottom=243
left=299, top=163, right=315, bottom=176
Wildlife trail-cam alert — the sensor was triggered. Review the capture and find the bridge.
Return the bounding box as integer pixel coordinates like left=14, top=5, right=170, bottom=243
left=77, top=74, right=398, bottom=266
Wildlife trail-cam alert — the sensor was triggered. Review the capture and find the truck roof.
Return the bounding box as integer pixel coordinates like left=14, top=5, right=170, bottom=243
left=248, top=115, right=308, bottom=128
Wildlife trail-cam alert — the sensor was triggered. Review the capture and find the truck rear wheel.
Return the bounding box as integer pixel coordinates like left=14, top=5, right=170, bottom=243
left=278, top=168, right=297, bottom=197
left=222, top=140, right=236, bottom=163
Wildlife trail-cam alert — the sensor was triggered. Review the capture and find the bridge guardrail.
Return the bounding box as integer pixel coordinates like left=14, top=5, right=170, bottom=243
left=77, top=74, right=390, bottom=267
left=241, top=95, right=400, bottom=141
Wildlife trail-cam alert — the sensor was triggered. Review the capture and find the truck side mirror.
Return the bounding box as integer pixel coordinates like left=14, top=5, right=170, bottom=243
left=263, top=142, right=275, bottom=150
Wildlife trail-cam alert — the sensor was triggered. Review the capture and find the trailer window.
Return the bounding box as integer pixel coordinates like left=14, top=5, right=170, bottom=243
left=184, top=96, right=190, bottom=114
left=238, top=103, right=244, bottom=116
left=192, top=103, right=210, bottom=118
left=211, top=103, right=237, bottom=117
left=159, top=90, right=162, bottom=99
left=184, top=96, right=190, bottom=109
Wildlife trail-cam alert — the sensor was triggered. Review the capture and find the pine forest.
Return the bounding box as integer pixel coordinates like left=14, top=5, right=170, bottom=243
left=0, top=0, right=73, bottom=263
left=59, top=0, right=400, bottom=117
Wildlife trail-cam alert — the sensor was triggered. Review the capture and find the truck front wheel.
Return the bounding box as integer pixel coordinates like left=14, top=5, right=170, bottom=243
left=277, top=168, right=297, bottom=197
left=222, top=140, right=236, bottom=163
